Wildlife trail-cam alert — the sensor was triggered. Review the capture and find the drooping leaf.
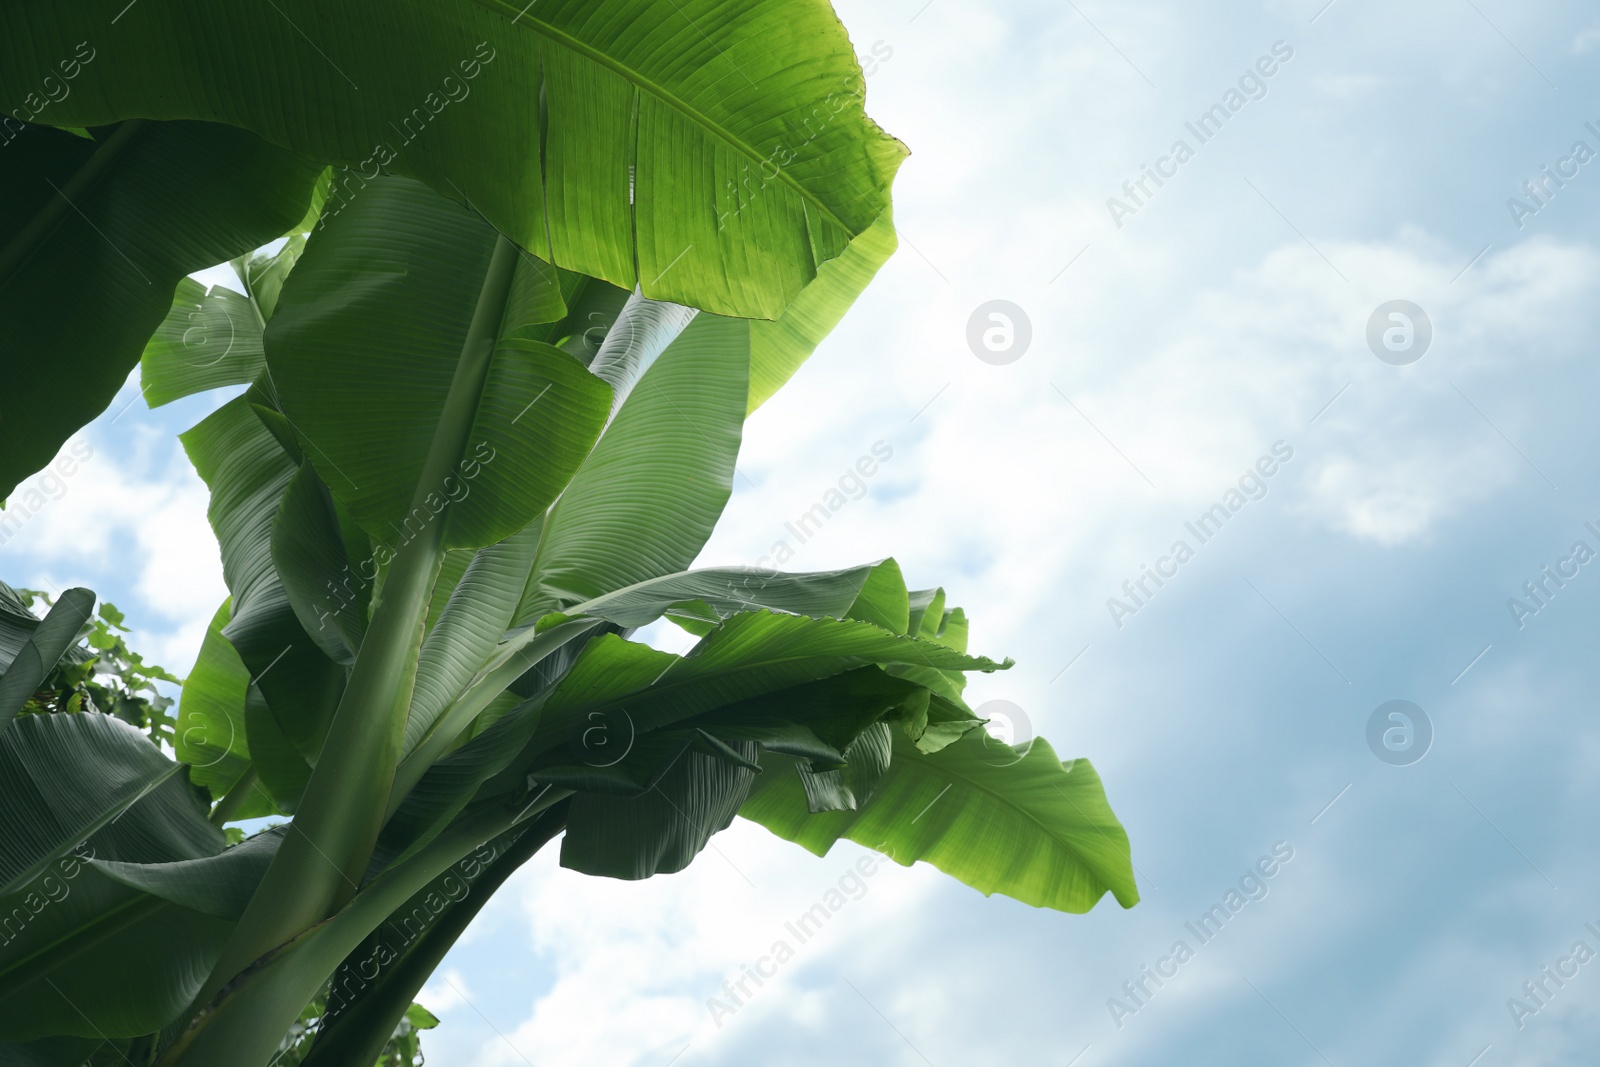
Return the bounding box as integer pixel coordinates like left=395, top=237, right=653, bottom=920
left=0, top=713, right=218, bottom=898
left=561, top=739, right=760, bottom=880
left=741, top=729, right=1139, bottom=914
left=529, top=612, right=1007, bottom=753
left=92, top=826, right=284, bottom=921
left=0, top=0, right=906, bottom=319
left=0, top=832, right=276, bottom=1041
left=0, top=869, right=233, bottom=1041
left=0, top=715, right=236, bottom=1041
left=0, top=120, right=321, bottom=499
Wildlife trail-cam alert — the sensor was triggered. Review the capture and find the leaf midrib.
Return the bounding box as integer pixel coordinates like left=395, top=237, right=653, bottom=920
left=0, top=892, right=169, bottom=998
left=472, top=0, right=856, bottom=236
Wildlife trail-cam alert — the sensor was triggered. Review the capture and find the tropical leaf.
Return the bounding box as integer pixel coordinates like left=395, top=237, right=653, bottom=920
left=263, top=176, right=614, bottom=552
left=0, top=582, right=42, bottom=672
left=0, top=120, right=321, bottom=499
left=404, top=523, right=543, bottom=759
left=272, top=461, right=369, bottom=667
left=0, top=871, right=233, bottom=1041
left=0, top=587, right=94, bottom=721
left=0, top=714, right=238, bottom=1040
left=183, top=396, right=346, bottom=768
left=528, top=611, right=1007, bottom=752
left=139, top=277, right=265, bottom=408
left=746, top=211, right=899, bottom=412
left=92, top=827, right=284, bottom=921
left=0, top=0, right=906, bottom=319
left=174, top=601, right=258, bottom=813
left=390, top=613, right=998, bottom=865
left=0, top=713, right=218, bottom=898
left=563, top=561, right=884, bottom=630
left=741, top=729, right=1139, bottom=913
left=561, top=739, right=759, bottom=879
left=517, top=313, right=749, bottom=620
left=0, top=832, right=279, bottom=1042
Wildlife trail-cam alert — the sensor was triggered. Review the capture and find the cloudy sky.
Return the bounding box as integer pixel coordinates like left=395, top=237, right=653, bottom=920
left=10, top=0, right=1600, bottom=1063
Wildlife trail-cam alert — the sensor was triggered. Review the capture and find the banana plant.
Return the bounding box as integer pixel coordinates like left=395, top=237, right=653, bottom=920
left=0, top=0, right=907, bottom=497
left=0, top=172, right=1136, bottom=1066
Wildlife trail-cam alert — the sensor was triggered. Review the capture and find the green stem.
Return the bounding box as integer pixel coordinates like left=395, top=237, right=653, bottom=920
left=0, top=120, right=144, bottom=289
left=159, top=788, right=572, bottom=1067
left=300, top=803, right=569, bottom=1067
left=193, top=235, right=523, bottom=1012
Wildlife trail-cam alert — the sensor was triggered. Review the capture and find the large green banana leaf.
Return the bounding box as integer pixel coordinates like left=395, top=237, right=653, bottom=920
left=561, top=739, right=759, bottom=878
left=0, top=0, right=905, bottom=320
left=0, top=713, right=217, bottom=897
left=0, top=588, right=95, bottom=721
left=182, top=395, right=342, bottom=797
left=173, top=602, right=256, bottom=812
left=138, top=278, right=264, bottom=408
left=380, top=611, right=998, bottom=862
left=517, top=313, right=749, bottom=618
left=528, top=611, right=1005, bottom=750
left=264, top=176, right=614, bottom=552
left=741, top=728, right=1140, bottom=913
left=0, top=829, right=283, bottom=1041
left=0, top=584, right=45, bottom=671
left=382, top=563, right=915, bottom=862
left=0, top=714, right=247, bottom=1039
left=0, top=120, right=321, bottom=500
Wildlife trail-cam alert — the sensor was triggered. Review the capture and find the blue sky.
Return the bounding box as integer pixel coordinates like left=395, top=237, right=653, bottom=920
left=8, top=0, right=1600, bottom=1064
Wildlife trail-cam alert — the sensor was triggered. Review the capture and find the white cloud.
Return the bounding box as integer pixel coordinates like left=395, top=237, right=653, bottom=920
left=471, top=824, right=940, bottom=1067
left=4, top=410, right=226, bottom=674
left=418, top=969, right=476, bottom=1017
